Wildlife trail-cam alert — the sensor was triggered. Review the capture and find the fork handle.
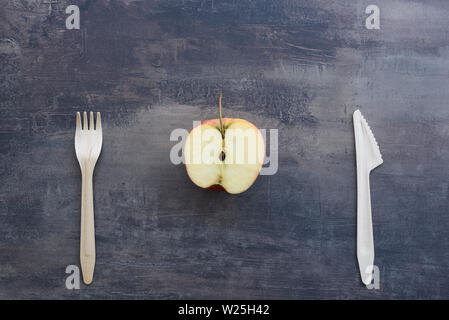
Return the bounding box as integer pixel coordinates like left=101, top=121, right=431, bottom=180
left=80, top=170, right=95, bottom=285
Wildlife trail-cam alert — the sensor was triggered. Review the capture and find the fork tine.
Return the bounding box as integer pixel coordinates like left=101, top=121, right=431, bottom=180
left=96, top=112, right=102, bottom=131
left=89, top=111, right=94, bottom=130
left=83, top=112, right=88, bottom=130
left=76, top=112, right=81, bottom=131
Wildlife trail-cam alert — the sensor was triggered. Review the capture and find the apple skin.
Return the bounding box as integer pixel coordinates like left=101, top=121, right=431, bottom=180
left=184, top=117, right=265, bottom=194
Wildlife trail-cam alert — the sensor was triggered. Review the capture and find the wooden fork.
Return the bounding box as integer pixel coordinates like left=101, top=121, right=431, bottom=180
left=75, top=111, right=103, bottom=284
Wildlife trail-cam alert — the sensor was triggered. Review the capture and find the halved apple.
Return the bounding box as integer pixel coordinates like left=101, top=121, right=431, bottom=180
left=184, top=94, right=265, bottom=194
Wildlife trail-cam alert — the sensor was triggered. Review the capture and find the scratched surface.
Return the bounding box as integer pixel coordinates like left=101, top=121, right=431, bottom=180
left=1, top=0, right=449, bottom=299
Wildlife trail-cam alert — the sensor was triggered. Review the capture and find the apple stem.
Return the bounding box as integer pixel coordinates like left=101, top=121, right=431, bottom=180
left=218, top=93, right=225, bottom=138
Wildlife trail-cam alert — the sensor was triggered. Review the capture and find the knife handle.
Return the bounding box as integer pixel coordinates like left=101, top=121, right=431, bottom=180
left=357, top=169, right=375, bottom=285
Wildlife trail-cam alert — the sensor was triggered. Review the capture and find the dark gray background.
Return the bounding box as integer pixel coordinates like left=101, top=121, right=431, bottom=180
left=1, top=0, right=449, bottom=299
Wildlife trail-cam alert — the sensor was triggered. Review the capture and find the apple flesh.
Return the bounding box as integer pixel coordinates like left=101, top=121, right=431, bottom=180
left=184, top=118, right=265, bottom=194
